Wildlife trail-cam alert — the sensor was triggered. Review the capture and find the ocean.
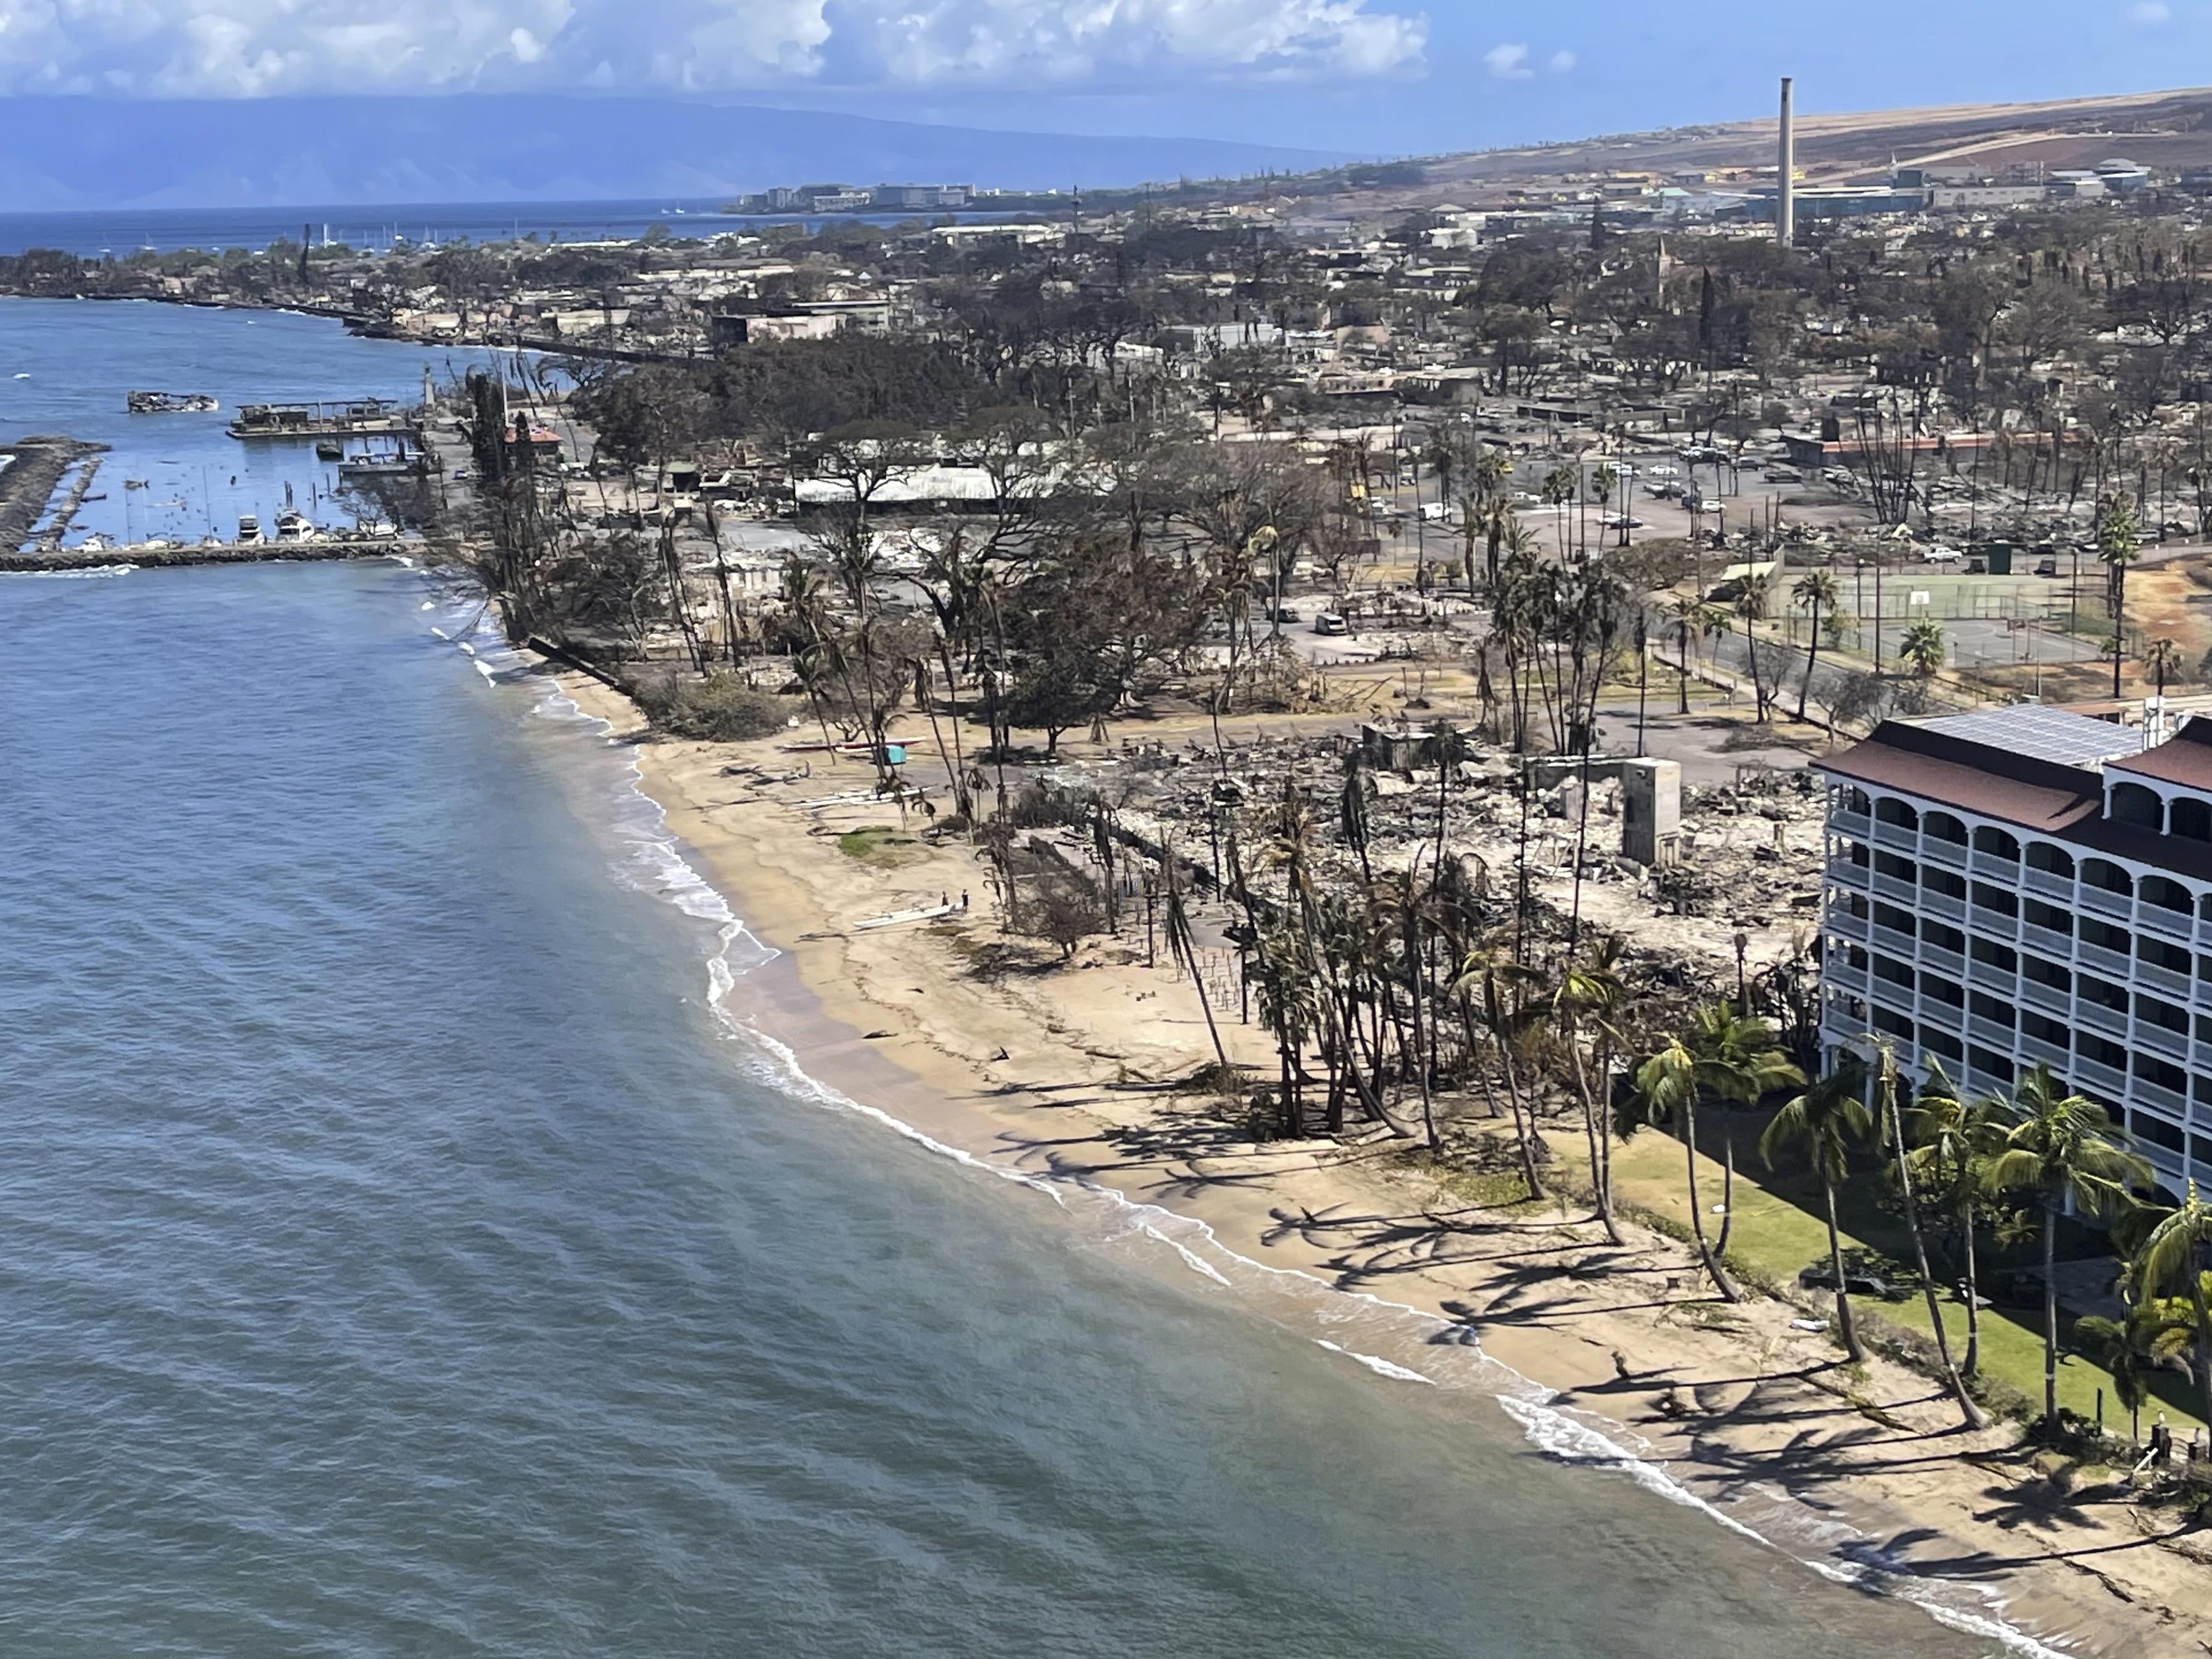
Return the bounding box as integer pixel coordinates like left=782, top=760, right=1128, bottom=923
left=0, top=301, right=2030, bottom=1655
left=0, top=201, right=999, bottom=259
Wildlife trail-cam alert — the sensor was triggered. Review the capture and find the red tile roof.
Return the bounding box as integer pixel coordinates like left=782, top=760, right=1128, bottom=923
left=1816, top=718, right=2212, bottom=881
left=1815, top=720, right=2102, bottom=833
left=2108, top=717, right=2212, bottom=791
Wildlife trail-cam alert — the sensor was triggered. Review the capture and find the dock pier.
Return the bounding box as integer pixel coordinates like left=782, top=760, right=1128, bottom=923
left=228, top=399, right=421, bottom=442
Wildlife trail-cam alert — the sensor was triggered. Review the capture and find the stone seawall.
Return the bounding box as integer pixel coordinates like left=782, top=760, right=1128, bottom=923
left=0, top=540, right=404, bottom=573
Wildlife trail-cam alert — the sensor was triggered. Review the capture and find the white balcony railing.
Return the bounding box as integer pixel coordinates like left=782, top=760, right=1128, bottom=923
left=2081, top=885, right=2134, bottom=920
left=2077, top=942, right=2133, bottom=983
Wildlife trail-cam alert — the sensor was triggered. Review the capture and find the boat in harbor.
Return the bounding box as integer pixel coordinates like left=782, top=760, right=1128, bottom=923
left=127, top=390, right=219, bottom=414
left=236, top=515, right=262, bottom=544
left=274, top=510, right=315, bottom=543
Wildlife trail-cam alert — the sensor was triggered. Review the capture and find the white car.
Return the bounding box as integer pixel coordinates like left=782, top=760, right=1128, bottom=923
left=1921, top=545, right=1963, bottom=565
left=1602, top=514, right=1644, bottom=530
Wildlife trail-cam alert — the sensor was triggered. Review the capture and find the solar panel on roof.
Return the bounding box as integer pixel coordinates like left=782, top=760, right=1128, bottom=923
left=1917, top=707, right=2144, bottom=768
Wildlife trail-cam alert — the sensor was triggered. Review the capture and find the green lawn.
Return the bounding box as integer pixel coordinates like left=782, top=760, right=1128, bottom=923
left=1586, top=1121, right=2204, bottom=1436
left=835, top=824, right=928, bottom=867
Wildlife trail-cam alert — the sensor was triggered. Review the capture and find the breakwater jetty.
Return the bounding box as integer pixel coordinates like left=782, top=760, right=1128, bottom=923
left=0, top=537, right=409, bottom=575
left=0, top=437, right=109, bottom=552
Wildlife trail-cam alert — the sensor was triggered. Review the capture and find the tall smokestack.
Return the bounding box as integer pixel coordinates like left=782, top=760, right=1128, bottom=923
left=1778, top=77, right=1795, bottom=249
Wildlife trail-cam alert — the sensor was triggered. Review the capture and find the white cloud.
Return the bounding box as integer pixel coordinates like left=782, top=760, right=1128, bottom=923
left=858, top=0, right=1423, bottom=84
left=1545, top=48, right=1575, bottom=73
left=2129, top=0, right=2171, bottom=22
left=1482, top=41, right=1530, bottom=79
left=0, top=0, right=1426, bottom=96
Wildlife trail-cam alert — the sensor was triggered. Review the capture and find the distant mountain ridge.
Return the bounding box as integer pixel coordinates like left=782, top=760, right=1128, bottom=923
left=0, top=96, right=1346, bottom=212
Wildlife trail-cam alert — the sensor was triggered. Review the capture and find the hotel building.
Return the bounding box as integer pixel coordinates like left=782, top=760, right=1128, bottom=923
left=1816, top=705, right=2212, bottom=1196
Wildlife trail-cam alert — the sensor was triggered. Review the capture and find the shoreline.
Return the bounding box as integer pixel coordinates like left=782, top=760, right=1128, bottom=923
left=534, top=659, right=2212, bottom=1659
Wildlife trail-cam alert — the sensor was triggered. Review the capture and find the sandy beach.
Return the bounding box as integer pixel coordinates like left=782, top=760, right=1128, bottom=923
left=550, top=665, right=2212, bottom=1657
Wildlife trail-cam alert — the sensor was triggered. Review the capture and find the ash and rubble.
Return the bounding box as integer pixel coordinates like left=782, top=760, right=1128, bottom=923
left=1017, top=721, right=1827, bottom=983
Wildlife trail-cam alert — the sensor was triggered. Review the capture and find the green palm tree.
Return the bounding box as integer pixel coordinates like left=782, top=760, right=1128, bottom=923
left=1683, top=1001, right=1803, bottom=1262
left=1663, top=594, right=1725, bottom=714
left=2096, top=494, right=2140, bottom=699
left=1452, top=943, right=1547, bottom=1199
left=1474, top=494, right=1517, bottom=589
left=1421, top=431, right=1462, bottom=513
left=1904, top=1068, right=2010, bottom=1378
left=1550, top=938, right=1626, bottom=1246
left=1900, top=617, right=1946, bottom=679
left=1736, top=583, right=1774, bottom=721
left=1790, top=567, right=1840, bottom=721
left=1630, top=1037, right=1740, bottom=1300
left=1981, top=1062, right=2153, bottom=1429
left=2128, top=1181, right=2212, bottom=1431
left=1541, top=464, right=1578, bottom=555
left=2146, top=636, right=2184, bottom=702
left=1762, top=1058, right=1874, bottom=1363
left=1871, top=1046, right=1986, bottom=1428
left=1474, top=447, right=1511, bottom=504
left=1251, top=921, right=1321, bottom=1138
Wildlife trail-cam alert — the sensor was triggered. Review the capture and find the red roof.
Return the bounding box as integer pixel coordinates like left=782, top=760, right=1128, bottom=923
left=2108, top=717, right=2212, bottom=791
left=1817, top=718, right=2212, bottom=881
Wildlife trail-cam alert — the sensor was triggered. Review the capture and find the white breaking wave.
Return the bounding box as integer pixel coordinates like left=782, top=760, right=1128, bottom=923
left=420, top=587, right=2074, bottom=1659
left=1315, top=1340, right=1434, bottom=1384
left=1500, top=1393, right=1768, bottom=1545
left=3, top=563, right=137, bottom=580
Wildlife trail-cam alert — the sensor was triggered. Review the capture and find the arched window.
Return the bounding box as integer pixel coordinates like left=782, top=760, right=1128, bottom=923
left=2142, top=874, right=2193, bottom=917
left=2024, top=841, right=2074, bottom=876
left=1923, top=810, right=1968, bottom=846
left=2110, top=780, right=2163, bottom=830
left=2082, top=858, right=2134, bottom=897
left=1971, top=825, right=2020, bottom=860
left=1874, top=797, right=1919, bottom=828
left=2173, top=796, right=2212, bottom=843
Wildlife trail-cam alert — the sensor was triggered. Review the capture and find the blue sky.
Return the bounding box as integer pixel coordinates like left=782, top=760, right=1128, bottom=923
left=0, top=0, right=2200, bottom=156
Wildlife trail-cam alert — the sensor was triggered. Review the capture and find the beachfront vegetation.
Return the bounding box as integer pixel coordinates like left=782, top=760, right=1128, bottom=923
left=630, top=668, right=792, bottom=742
